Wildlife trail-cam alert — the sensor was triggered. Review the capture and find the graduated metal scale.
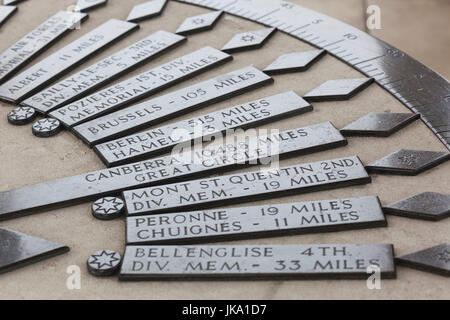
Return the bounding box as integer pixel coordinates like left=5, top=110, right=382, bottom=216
left=175, top=0, right=450, bottom=151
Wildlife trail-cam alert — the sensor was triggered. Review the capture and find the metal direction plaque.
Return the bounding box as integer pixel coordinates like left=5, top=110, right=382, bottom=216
left=0, top=122, right=345, bottom=220
left=126, top=196, right=386, bottom=245
left=119, top=244, right=396, bottom=280
left=94, top=91, right=312, bottom=167
left=76, top=0, right=108, bottom=12
left=22, top=31, right=186, bottom=114
left=49, top=47, right=231, bottom=127
left=0, top=19, right=138, bottom=104
left=72, top=66, right=273, bottom=146
left=124, top=155, right=369, bottom=216
left=0, top=11, right=88, bottom=84
left=0, top=5, right=16, bottom=27
left=127, top=0, right=168, bottom=23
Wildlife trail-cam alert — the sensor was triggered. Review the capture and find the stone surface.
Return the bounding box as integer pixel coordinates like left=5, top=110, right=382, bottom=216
left=176, top=10, right=223, bottom=35
left=76, top=0, right=108, bottom=12
left=366, top=149, right=450, bottom=175
left=119, top=244, right=396, bottom=280
left=72, top=66, right=272, bottom=146
left=126, top=0, right=168, bottom=22
left=32, top=118, right=62, bottom=138
left=0, top=19, right=139, bottom=104
left=92, top=197, right=125, bottom=220
left=264, top=49, right=326, bottom=75
left=383, top=192, right=450, bottom=221
left=94, top=91, right=312, bottom=167
left=0, top=5, right=16, bottom=27
left=87, top=250, right=122, bottom=277
left=396, top=244, right=449, bottom=277
left=0, top=122, right=346, bottom=220
left=222, top=27, right=277, bottom=53
left=7, top=106, right=36, bottom=125
left=304, top=78, right=374, bottom=102
left=0, top=11, right=87, bottom=84
left=0, top=227, right=69, bottom=275
left=124, top=156, right=369, bottom=216
left=49, top=46, right=229, bottom=128
left=22, top=31, right=186, bottom=114
left=341, top=113, right=420, bottom=137
left=126, top=196, right=386, bottom=244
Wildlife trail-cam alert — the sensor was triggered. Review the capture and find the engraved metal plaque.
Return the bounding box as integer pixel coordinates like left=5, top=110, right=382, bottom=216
left=94, top=91, right=312, bottom=167
left=0, top=11, right=88, bottom=83
left=22, top=31, right=186, bottom=114
left=126, top=196, right=386, bottom=245
left=0, top=19, right=138, bottom=104
left=127, top=0, right=168, bottom=23
left=119, top=244, right=396, bottom=280
left=124, top=155, right=369, bottom=216
left=49, top=46, right=231, bottom=127
left=0, top=5, right=16, bottom=27
left=0, top=227, right=69, bottom=275
left=72, top=66, right=273, bottom=146
left=0, top=122, right=346, bottom=220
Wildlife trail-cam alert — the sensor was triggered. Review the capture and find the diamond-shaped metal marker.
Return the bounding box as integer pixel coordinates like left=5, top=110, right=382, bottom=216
left=304, top=78, right=374, bottom=102
left=0, top=227, right=69, bottom=275
left=221, top=27, right=277, bottom=53
left=176, top=10, right=223, bottom=35
left=341, top=112, right=420, bottom=137
left=76, top=0, right=107, bottom=12
left=3, top=0, right=24, bottom=5
left=366, top=149, right=450, bottom=175
left=126, top=0, right=168, bottom=23
left=264, top=49, right=326, bottom=75
left=0, top=5, right=17, bottom=27
left=396, top=244, right=449, bottom=277
left=384, top=192, right=450, bottom=221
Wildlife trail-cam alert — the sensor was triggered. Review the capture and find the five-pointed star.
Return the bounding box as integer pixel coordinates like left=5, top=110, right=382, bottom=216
left=437, top=250, right=450, bottom=263
left=93, top=198, right=123, bottom=214
left=89, top=250, right=121, bottom=269
left=11, top=107, right=34, bottom=120
left=35, top=119, right=59, bottom=132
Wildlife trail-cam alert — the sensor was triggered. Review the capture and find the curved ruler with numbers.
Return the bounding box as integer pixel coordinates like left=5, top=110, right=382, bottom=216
left=174, top=0, right=450, bottom=150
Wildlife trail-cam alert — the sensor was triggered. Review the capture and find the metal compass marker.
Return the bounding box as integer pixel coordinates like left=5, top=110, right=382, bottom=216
left=49, top=46, right=230, bottom=128
left=0, top=5, right=16, bottom=27
left=32, top=118, right=62, bottom=138
left=303, top=78, right=374, bottom=102
left=2, top=0, right=25, bottom=6
left=119, top=244, right=396, bottom=280
left=76, top=0, right=107, bottom=12
left=365, top=149, right=450, bottom=175
left=124, top=155, right=369, bottom=216
left=0, top=227, right=69, bottom=275
left=72, top=66, right=272, bottom=146
left=263, top=49, right=326, bottom=75
left=341, top=113, right=420, bottom=137
left=126, top=196, right=386, bottom=245
left=21, top=31, right=186, bottom=115
left=176, top=10, right=223, bottom=35
left=0, top=19, right=139, bottom=104
left=126, top=0, right=168, bottom=23
left=94, top=91, right=312, bottom=167
left=0, top=10, right=88, bottom=84
left=0, top=121, right=346, bottom=220
left=221, top=27, right=277, bottom=53
left=7, top=105, right=36, bottom=125
left=396, top=244, right=449, bottom=277
left=383, top=192, right=450, bottom=221
left=174, top=0, right=450, bottom=151
left=92, top=196, right=125, bottom=220
left=87, top=250, right=122, bottom=277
